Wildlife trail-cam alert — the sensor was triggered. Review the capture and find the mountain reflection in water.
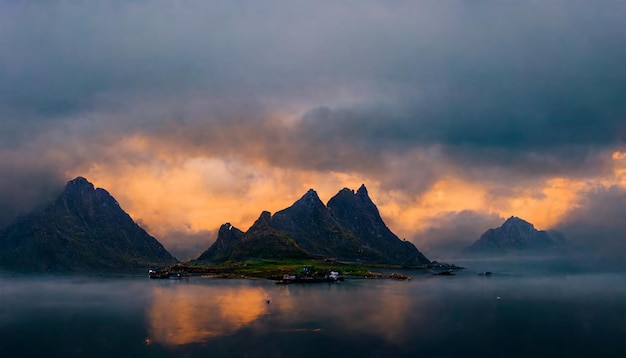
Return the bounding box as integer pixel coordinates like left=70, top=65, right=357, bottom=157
left=147, top=279, right=416, bottom=347
left=148, top=282, right=269, bottom=345
left=1, top=259, right=625, bottom=358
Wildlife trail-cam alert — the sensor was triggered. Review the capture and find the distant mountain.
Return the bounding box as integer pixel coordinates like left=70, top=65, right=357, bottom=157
left=196, top=185, right=430, bottom=265
left=467, top=216, right=562, bottom=252
left=0, top=177, right=177, bottom=272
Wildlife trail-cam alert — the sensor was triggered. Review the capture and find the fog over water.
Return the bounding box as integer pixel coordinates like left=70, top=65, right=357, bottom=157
left=1, top=257, right=624, bottom=357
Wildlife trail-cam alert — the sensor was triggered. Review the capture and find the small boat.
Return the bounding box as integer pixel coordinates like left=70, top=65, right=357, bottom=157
left=326, top=271, right=341, bottom=281
left=149, top=269, right=169, bottom=279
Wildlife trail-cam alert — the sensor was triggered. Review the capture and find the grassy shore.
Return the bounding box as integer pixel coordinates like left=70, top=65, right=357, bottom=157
left=162, top=258, right=441, bottom=280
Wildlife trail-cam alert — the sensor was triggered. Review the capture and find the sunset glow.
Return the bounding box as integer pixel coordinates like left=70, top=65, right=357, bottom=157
left=148, top=285, right=269, bottom=345
left=1, top=1, right=624, bottom=260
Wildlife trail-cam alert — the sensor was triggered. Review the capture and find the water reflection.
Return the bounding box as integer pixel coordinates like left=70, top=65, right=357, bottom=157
left=147, top=281, right=269, bottom=345
left=147, top=279, right=419, bottom=347
left=272, top=281, right=418, bottom=344
left=0, top=268, right=624, bottom=357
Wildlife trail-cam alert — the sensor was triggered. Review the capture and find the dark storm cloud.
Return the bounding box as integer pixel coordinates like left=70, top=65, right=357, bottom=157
left=412, top=211, right=505, bottom=259
left=0, top=160, right=65, bottom=228
left=0, top=118, right=132, bottom=227
left=289, top=0, right=626, bottom=179
left=3, top=1, right=623, bottom=120
left=1, top=0, right=625, bottom=232
left=556, top=186, right=626, bottom=266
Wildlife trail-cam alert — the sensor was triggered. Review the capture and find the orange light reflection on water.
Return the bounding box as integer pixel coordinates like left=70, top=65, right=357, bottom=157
left=147, top=283, right=269, bottom=346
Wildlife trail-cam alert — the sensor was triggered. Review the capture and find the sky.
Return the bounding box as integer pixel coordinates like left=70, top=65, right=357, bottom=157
left=1, top=1, right=625, bottom=260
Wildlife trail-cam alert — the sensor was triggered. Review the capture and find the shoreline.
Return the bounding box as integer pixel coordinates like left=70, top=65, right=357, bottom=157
left=153, top=259, right=463, bottom=281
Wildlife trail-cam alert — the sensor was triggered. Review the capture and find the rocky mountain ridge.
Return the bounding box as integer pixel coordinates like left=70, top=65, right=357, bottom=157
left=0, top=177, right=177, bottom=272
left=196, top=185, right=430, bottom=265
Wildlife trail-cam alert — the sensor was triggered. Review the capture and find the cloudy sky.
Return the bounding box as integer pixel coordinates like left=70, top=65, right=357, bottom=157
left=1, top=1, right=625, bottom=260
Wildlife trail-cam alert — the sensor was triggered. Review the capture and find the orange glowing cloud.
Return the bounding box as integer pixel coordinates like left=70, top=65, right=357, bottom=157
left=64, top=131, right=625, bottom=259
left=79, top=160, right=369, bottom=235
left=612, top=150, right=626, bottom=187
left=612, top=151, right=626, bottom=160
left=67, top=135, right=371, bottom=257
left=496, top=177, right=586, bottom=230
left=376, top=176, right=585, bottom=240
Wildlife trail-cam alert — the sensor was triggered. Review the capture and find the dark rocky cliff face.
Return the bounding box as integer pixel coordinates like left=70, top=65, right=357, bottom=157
left=0, top=177, right=177, bottom=271
left=270, top=189, right=376, bottom=261
left=197, top=185, right=430, bottom=265
left=468, top=216, right=558, bottom=252
left=196, top=223, right=244, bottom=262
left=229, top=211, right=310, bottom=260
left=327, top=185, right=430, bottom=265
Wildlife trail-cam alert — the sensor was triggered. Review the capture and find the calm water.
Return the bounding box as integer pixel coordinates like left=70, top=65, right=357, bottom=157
left=1, top=258, right=625, bottom=357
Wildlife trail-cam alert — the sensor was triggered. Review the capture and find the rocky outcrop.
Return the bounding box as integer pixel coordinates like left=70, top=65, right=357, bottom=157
left=0, top=177, right=177, bottom=272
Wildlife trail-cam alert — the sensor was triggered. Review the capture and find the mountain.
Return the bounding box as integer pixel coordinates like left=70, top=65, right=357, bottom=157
left=196, top=222, right=245, bottom=262
left=327, top=185, right=429, bottom=265
left=229, top=211, right=310, bottom=260
left=197, top=185, right=430, bottom=265
left=270, top=189, right=380, bottom=262
left=468, top=216, right=561, bottom=252
left=0, top=177, right=177, bottom=272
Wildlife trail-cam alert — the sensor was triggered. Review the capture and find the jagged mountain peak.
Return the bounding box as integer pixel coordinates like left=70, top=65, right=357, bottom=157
left=328, top=184, right=379, bottom=218
left=331, top=188, right=356, bottom=203
left=326, top=184, right=430, bottom=264
left=274, top=189, right=327, bottom=219
left=355, top=184, right=377, bottom=209
left=257, top=211, right=272, bottom=223
left=503, top=216, right=534, bottom=228
left=468, top=216, right=558, bottom=252
left=334, top=184, right=373, bottom=204
left=246, top=211, right=274, bottom=233
left=0, top=176, right=177, bottom=271
left=219, top=222, right=234, bottom=233
left=66, top=176, right=94, bottom=189
left=267, top=187, right=359, bottom=260
left=285, top=189, right=327, bottom=214
left=197, top=222, right=244, bottom=262
left=62, top=176, right=97, bottom=198
left=60, top=177, right=119, bottom=207
left=196, top=183, right=430, bottom=265
left=231, top=211, right=309, bottom=261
